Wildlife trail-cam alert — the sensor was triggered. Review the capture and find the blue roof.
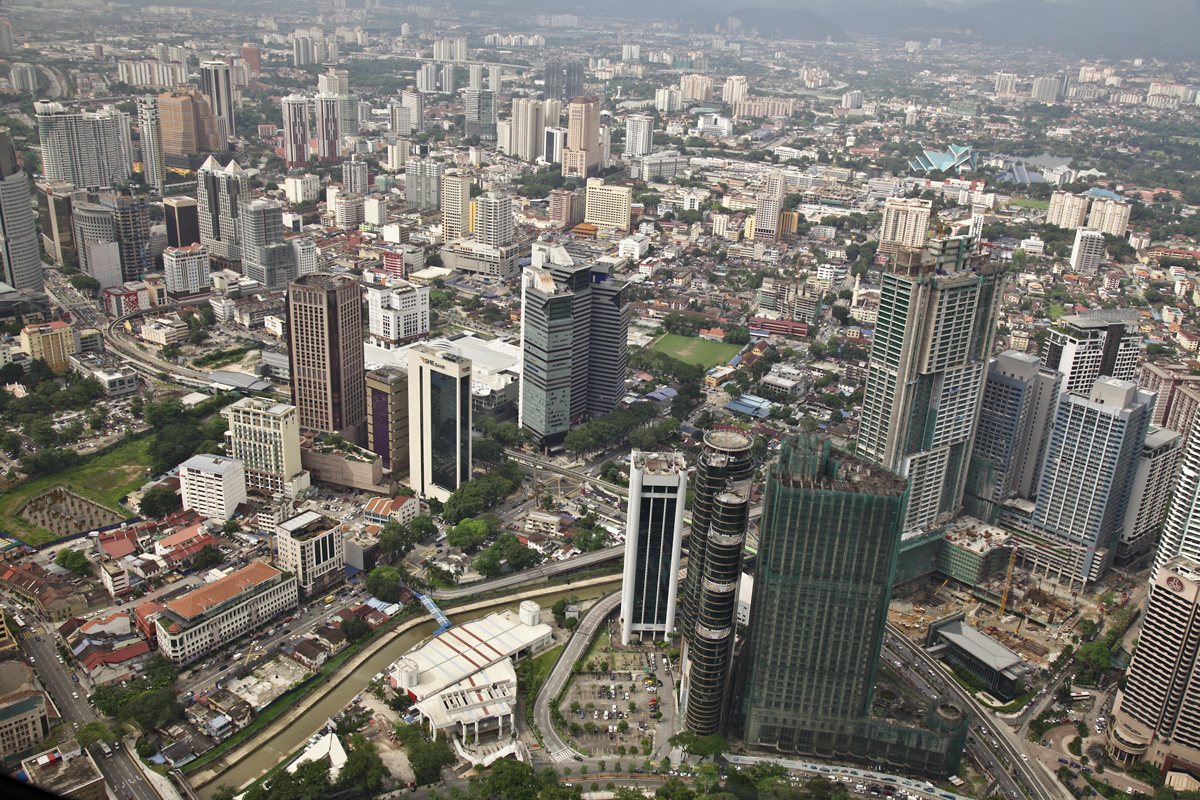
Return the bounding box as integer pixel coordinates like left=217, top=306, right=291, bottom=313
left=1083, top=187, right=1124, bottom=201
left=726, top=393, right=773, bottom=419
left=996, top=164, right=1045, bottom=185
left=646, top=387, right=678, bottom=402
left=728, top=354, right=742, bottom=366
left=909, top=144, right=977, bottom=173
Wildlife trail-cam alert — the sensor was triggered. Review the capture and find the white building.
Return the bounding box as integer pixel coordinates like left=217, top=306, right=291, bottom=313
left=285, top=174, right=320, bottom=204
left=163, top=243, right=210, bottom=300
left=618, top=234, right=650, bottom=260
left=222, top=397, right=308, bottom=496
left=625, top=114, right=653, bottom=158
left=620, top=451, right=687, bottom=644
left=1069, top=227, right=1106, bottom=273
left=35, top=102, right=132, bottom=191
left=179, top=454, right=247, bottom=520
left=366, top=279, right=431, bottom=348
left=276, top=510, right=345, bottom=596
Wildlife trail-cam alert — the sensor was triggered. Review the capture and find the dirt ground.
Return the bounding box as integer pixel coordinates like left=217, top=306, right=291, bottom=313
left=356, top=687, right=416, bottom=784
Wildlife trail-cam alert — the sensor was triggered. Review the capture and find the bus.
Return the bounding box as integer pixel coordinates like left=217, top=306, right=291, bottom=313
left=13, top=615, right=25, bottom=629
left=98, top=742, right=113, bottom=758
left=1070, top=691, right=1090, bottom=702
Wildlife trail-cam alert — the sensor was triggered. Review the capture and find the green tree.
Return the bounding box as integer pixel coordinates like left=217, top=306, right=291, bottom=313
left=410, top=515, right=438, bottom=540
left=448, top=517, right=490, bottom=549
left=55, top=548, right=92, bottom=575
left=191, top=544, right=224, bottom=571
left=339, top=734, right=387, bottom=794
left=74, top=721, right=112, bottom=749
left=139, top=486, right=181, bottom=518
left=366, top=565, right=401, bottom=603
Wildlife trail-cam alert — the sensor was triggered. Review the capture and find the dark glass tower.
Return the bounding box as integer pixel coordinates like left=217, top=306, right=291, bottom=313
left=680, top=430, right=753, bottom=736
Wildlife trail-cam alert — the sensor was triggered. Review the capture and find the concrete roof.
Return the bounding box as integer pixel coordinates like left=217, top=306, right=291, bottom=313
left=933, top=618, right=1023, bottom=672
left=180, top=454, right=239, bottom=475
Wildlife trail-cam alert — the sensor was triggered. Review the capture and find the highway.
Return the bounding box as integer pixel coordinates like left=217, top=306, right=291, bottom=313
left=429, top=545, right=623, bottom=600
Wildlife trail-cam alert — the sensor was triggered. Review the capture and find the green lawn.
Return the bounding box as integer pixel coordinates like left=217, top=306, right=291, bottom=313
left=1012, top=197, right=1051, bottom=210
left=0, top=437, right=153, bottom=545
left=525, top=644, right=564, bottom=698
left=650, top=334, right=743, bottom=369
left=1048, top=304, right=1066, bottom=319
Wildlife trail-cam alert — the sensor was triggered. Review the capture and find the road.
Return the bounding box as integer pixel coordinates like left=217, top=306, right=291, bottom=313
left=430, top=546, right=623, bottom=600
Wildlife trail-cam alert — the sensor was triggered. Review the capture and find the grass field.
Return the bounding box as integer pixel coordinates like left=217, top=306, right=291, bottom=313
left=0, top=437, right=153, bottom=545
left=1011, top=197, right=1051, bottom=210
left=1048, top=303, right=1066, bottom=319
left=525, top=644, right=564, bottom=698
left=650, top=333, right=743, bottom=369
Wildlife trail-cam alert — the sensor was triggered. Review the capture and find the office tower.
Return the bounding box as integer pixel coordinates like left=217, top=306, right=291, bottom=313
left=474, top=192, right=514, bottom=247
left=440, top=64, right=454, bottom=94
left=543, top=59, right=582, bottom=102
left=510, top=97, right=547, bottom=162
left=222, top=397, right=305, bottom=495
left=72, top=201, right=121, bottom=289
left=1109, top=556, right=1200, bottom=769
left=98, top=192, right=151, bottom=282
left=993, top=71, right=1018, bottom=94
left=620, top=450, right=687, bottom=645
left=162, top=243, right=210, bottom=301
left=36, top=181, right=76, bottom=268
left=416, top=63, right=438, bottom=93
left=0, top=128, right=42, bottom=293
left=753, top=170, right=787, bottom=242
left=548, top=187, right=584, bottom=228
left=878, top=197, right=932, bottom=255
left=722, top=75, right=749, bottom=104
left=404, top=157, right=443, bottom=210
left=441, top=170, right=470, bottom=241
left=343, top=155, right=369, bottom=195
left=625, top=114, right=653, bottom=158
left=463, top=89, right=496, bottom=140
left=158, top=88, right=226, bottom=157
left=164, top=196, right=200, bottom=248
left=583, top=178, right=632, bottom=232
left=314, top=93, right=342, bottom=162
left=1031, top=77, right=1060, bottom=103
left=1044, top=315, right=1141, bottom=396
left=544, top=126, right=567, bottom=164
left=199, top=61, right=236, bottom=143
left=386, top=140, right=408, bottom=171
left=276, top=511, right=344, bottom=597
left=1047, top=191, right=1090, bottom=230
left=401, top=89, right=426, bottom=134
left=286, top=273, right=367, bottom=445
left=366, top=367, right=410, bottom=474
left=281, top=94, right=311, bottom=168
left=679, top=430, right=754, bottom=736
left=518, top=247, right=630, bottom=445
left=856, top=236, right=1003, bottom=533
left=599, top=124, right=611, bottom=169
left=10, top=63, right=36, bottom=94
left=241, top=44, right=262, bottom=72
left=35, top=102, right=132, bottom=191
left=366, top=279, right=430, bottom=348
left=1088, top=197, right=1131, bottom=237
left=1028, top=378, right=1154, bottom=585
left=1118, top=429, right=1184, bottom=565
left=469, top=63, right=483, bottom=90
left=407, top=342, right=472, bottom=501
left=564, top=96, right=600, bottom=178
left=487, top=65, right=501, bottom=92
left=840, top=90, right=864, bottom=109
left=179, top=454, right=247, bottom=521
left=0, top=19, right=14, bottom=55
left=1070, top=227, right=1105, bottom=272
left=137, top=97, right=165, bottom=194
left=241, top=199, right=295, bottom=288
left=1152, top=412, right=1200, bottom=577
left=197, top=156, right=251, bottom=271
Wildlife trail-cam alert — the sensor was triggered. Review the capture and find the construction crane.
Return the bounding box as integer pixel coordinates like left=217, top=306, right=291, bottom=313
left=999, top=539, right=1096, bottom=617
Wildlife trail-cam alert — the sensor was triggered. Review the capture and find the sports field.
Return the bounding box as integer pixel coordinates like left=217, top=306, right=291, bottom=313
left=1011, top=197, right=1051, bottom=210
left=650, top=333, right=743, bottom=368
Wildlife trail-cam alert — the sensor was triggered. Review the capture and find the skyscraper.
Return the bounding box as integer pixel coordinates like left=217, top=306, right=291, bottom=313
left=1044, top=314, right=1141, bottom=396
left=878, top=197, right=932, bottom=255
left=463, top=89, right=496, bottom=140
left=583, top=178, right=632, bottom=232
left=0, top=19, right=14, bottom=55
left=0, top=127, right=43, bottom=293
left=197, top=156, right=252, bottom=271
left=72, top=201, right=122, bottom=290
left=1119, top=428, right=1183, bottom=566
left=343, top=155, right=369, bottom=195
left=753, top=170, right=787, bottom=242
left=408, top=342, right=472, bottom=502
left=35, top=102, right=132, bottom=191
left=137, top=96, right=165, bottom=194
left=417, top=63, right=438, bottom=93
left=366, top=366, right=410, bottom=474
left=620, top=450, right=687, bottom=645
left=1152, top=414, right=1200, bottom=578
left=625, top=114, right=653, bottom=158
left=365, top=279, right=430, bottom=348
left=474, top=192, right=514, bottom=247
left=1088, top=198, right=1131, bottom=237
left=543, top=59, right=584, bottom=102
left=440, top=64, right=455, bottom=94
left=158, top=88, right=226, bottom=158
left=164, top=196, right=200, bottom=248
left=240, top=199, right=295, bottom=288
left=1028, top=378, right=1154, bottom=585
left=440, top=170, right=471, bottom=241
left=222, top=397, right=305, bottom=496
left=510, top=97, right=547, bottom=162
left=1109, top=555, right=1200, bottom=770
left=856, top=236, right=1003, bottom=533
left=281, top=94, right=311, bottom=168
left=162, top=243, right=210, bottom=301
left=314, top=93, right=342, bottom=162
left=199, top=61, right=236, bottom=143
left=404, top=157, right=443, bottom=210
left=1031, top=76, right=1061, bottom=103
left=401, top=89, right=425, bottom=134
left=518, top=244, right=630, bottom=446
left=563, top=95, right=600, bottom=179
left=723, top=75, right=749, bottom=104
left=286, top=273, right=367, bottom=445
left=98, top=192, right=151, bottom=282
left=679, top=430, right=754, bottom=736
left=1047, top=191, right=1091, bottom=230
left=1070, top=227, right=1105, bottom=273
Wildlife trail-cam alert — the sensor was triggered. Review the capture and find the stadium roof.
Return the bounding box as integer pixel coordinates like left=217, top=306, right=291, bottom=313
left=909, top=144, right=977, bottom=173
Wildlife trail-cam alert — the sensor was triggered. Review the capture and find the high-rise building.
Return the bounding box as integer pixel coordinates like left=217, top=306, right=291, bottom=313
left=583, top=178, right=632, bottom=232
left=276, top=511, right=345, bottom=597
left=1119, top=428, right=1183, bottom=566
left=404, top=157, right=443, bottom=210
left=199, top=61, right=236, bottom=143
left=98, top=192, right=151, bottom=282
left=197, top=156, right=251, bottom=270
left=440, top=170, right=471, bottom=241
left=36, top=181, right=76, bottom=268
left=463, top=89, right=496, bottom=140
left=840, top=90, right=864, bottom=109
left=164, top=196, right=200, bottom=248
left=19, top=321, right=78, bottom=372
left=510, top=97, right=547, bottom=162
left=543, top=59, right=584, bottom=102
left=162, top=243, right=210, bottom=301
left=680, top=74, right=714, bottom=102
left=994, top=71, right=1018, bottom=94
left=407, top=342, right=472, bottom=501
left=548, top=188, right=584, bottom=228
left=1031, top=77, right=1061, bottom=103
left=386, top=140, right=408, bottom=171
left=624, top=114, right=653, bottom=158
left=416, top=63, right=438, bottom=93
left=35, top=102, right=132, bottom=191
left=878, top=197, right=932, bottom=255
left=440, top=63, right=455, bottom=94
left=365, top=366, right=410, bottom=474
left=241, top=198, right=295, bottom=288
left=469, top=63, right=484, bottom=90
left=620, top=450, right=687, bottom=645
left=563, top=95, right=600, bottom=179
left=281, top=94, right=311, bottom=168
left=158, top=88, right=226, bottom=158
left=1044, top=314, right=1141, bottom=396
left=401, top=89, right=425, bottom=134
left=343, top=155, right=369, bottom=195
left=0, top=128, right=42, bottom=293
left=72, top=201, right=121, bottom=290
left=543, top=126, right=567, bottom=164
left=286, top=273, right=367, bottom=445
left=856, top=237, right=1003, bottom=532
left=1027, top=378, right=1154, bottom=585
left=1047, top=191, right=1091, bottom=230
left=1151, top=413, right=1200, bottom=578
left=137, top=96, right=165, bottom=194
left=655, top=87, right=682, bottom=114
left=518, top=245, right=630, bottom=445
left=722, top=75, right=749, bottom=104
left=221, top=396, right=306, bottom=496
left=9, top=63, right=34, bottom=94
left=679, top=430, right=754, bottom=736
left=1109, top=556, right=1200, bottom=770
left=753, top=170, right=787, bottom=242
left=0, top=19, right=14, bottom=55
left=332, top=192, right=364, bottom=230
left=1070, top=227, right=1106, bottom=272
left=1088, top=197, right=1131, bottom=237
left=179, top=454, right=246, bottom=521
left=474, top=192, right=514, bottom=247
left=314, top=92, right=342, bottom=162
left=241, top=44, right=262, bottom=73
left=366, top=279, right=430, bottom=348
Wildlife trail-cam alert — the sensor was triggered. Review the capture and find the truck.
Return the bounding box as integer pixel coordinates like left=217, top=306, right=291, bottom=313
left=98, top=742, right=113, bottom=758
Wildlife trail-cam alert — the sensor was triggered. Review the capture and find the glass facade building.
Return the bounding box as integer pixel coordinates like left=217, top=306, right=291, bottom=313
left=620, top=451, right=687, bottom=645
left=408, top=342, right=472, bottom=502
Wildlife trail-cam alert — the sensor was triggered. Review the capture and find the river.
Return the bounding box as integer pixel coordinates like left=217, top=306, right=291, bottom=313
left=198, top=580, right=622, bottom=796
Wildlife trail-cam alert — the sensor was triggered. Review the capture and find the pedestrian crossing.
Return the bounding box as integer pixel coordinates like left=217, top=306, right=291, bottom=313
left=550, top=748, right=575, bottom=763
